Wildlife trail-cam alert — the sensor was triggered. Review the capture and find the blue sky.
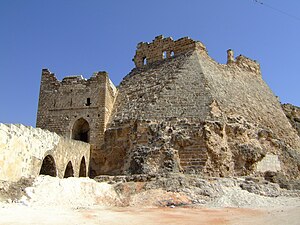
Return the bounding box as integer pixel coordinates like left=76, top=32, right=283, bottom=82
left=0, top=0, right=299, bottom=127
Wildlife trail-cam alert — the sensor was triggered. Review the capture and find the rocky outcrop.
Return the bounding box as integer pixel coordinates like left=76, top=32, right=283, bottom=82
left=99, top=115, right=300, bottom=180
left=94, top=173, right=300, bottom=207
left=282, top=103, right=300, bottom=136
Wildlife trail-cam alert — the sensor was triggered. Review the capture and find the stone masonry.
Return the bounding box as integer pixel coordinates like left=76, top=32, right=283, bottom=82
left=36, top=70, right=116, bottom=176
left=36, top=35, right=300, bottom=180
left=99, top=36, right=300, bottom=178
left=0, top=123, right=90, bottom=182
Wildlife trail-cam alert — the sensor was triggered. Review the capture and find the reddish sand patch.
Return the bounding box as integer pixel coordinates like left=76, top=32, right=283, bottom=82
left=0, top=204, right=299, bottom=225
left=77, top=207, right=267, bottom=225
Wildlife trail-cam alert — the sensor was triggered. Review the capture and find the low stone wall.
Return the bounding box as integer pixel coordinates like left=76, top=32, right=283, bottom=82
left=0, top=124, right=90, bottom=182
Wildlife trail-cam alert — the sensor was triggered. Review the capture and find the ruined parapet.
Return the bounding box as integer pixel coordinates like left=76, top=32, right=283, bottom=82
left=36, top=69, right=117, bottom=176
left=0, top=124, right=90, bottom=182
left=227, top=49, right=235, bottom=64
left=226, top=49, right=261, bottom=75
left=133, top=35, right=207, bottom=68
left=133, top=35, right=261, bottom=76
left=235, top=55, right=261, bottom=74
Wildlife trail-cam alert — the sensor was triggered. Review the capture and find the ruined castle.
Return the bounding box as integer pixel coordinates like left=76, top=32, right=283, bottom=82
left=1, top=35, right=299, bottom=182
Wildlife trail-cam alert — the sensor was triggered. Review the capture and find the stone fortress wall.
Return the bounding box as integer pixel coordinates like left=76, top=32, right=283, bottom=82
left=36, top=69, right=116, bottom=176
left=99, top=35, right=300, bottom=178
left=0, top=123, right=90, bottom=182
left=33, top=35, right=300, bottom=179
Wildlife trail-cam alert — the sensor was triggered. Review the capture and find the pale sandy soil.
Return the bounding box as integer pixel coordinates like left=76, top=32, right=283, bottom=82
left=1, top=176, right=300, bottom=225
left=0, top=204, right=299, bottom=225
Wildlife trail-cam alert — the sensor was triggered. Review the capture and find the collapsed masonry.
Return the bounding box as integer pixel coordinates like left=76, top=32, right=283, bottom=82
left=36, top=35, right=300, bottom=180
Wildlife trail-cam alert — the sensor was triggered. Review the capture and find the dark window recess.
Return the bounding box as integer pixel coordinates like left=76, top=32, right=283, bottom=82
left=86, top=98, right=91, bottom=106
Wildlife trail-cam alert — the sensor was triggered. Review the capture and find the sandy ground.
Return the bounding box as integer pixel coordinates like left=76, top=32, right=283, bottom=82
left=0, top=204, right=299, bottom=225
left=1, top=176, right=300, bottom=225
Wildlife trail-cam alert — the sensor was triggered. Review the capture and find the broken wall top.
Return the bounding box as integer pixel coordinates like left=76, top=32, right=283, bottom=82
left=132, top=35, right=260, bottom=75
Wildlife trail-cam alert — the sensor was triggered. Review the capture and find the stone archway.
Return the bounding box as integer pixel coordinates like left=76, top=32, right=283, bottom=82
left=72, top=118, right=90, bottom=143
left=39, top=155, right=57, bottom=177
left=64, top=161, right=74, bottom=178
left=79, top=157, right=87, bottom=177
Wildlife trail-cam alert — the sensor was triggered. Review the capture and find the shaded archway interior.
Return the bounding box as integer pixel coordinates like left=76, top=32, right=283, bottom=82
left=64, top=161, right=74, bottom=178
left=79, top=157, right=86, bottom=177
left=72, top=118, right=90, bottom=143
left=39, top=155, right=57, bottom=177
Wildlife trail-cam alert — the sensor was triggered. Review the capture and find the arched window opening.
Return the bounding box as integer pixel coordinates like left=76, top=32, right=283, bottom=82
left=171, top=51, right=175, bottom=57
left=79, top=157, right=86, bottom=177
left=163, top=51, right=167, bottom=59
left=39, top=155, right=57, bottom=177
left=72, top=118, right=90, bottom=143
left=143, top=57, right=147, bottom=65
left=64, top=161, right=74, bottom=178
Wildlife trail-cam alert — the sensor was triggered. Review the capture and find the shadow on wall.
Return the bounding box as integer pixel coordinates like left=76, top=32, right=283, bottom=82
left=39, top=155, right=57, bottom=177
left=39, top=155, right=88, bottom=178
left=79, top=157, right=86, bottom=177
left=72, top=118, right=90, bottom=143
left=64, top=161, right=74, bottom=178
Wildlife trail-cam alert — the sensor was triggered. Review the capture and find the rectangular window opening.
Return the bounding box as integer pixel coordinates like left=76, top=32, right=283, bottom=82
left=86, top=98, right=91, bottom=106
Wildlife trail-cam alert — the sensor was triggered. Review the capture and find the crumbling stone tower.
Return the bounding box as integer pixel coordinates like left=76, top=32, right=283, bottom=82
left=98, top=35, right=300, bottom=178
left=36, top=69, right=116, bottom=176
left=36, top=35, right=300, bottom=180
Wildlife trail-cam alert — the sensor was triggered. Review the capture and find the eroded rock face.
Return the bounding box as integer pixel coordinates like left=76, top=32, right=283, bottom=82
left=98, top=116, right=300, bottom=180
left=282, top=103, right=300, bottom=136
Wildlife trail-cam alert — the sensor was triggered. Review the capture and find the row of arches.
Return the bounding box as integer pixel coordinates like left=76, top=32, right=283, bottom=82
left=39, top=118, right=90, bottom=178
left=39, top=155, right=87, bottom=178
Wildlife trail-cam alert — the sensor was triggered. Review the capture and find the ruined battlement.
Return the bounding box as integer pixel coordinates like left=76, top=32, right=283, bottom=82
left=133, top=35, right=207, bottom=68
left=41, top=69, right=110, bottom=87
left=235, top=55, right=260, bottom=74
left=133, top=36, right=260, bottom=75
left=62, top=75, right=85, bottom=84
left=226, top=50, right=261, bottom=74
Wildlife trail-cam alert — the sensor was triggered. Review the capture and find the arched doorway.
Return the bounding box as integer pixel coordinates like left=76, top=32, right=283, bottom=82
left=79, top=157, right=86, bottom=177
left=72, top=118, right=90, bottom=143
left=39, top=155, right=57, bottom=177
left=64, top=161, right=74, bottom=178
